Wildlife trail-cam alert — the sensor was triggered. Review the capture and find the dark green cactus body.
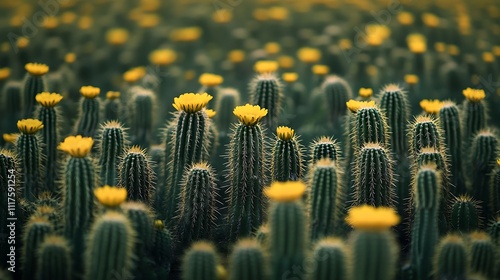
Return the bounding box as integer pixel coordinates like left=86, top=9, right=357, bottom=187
left=22, top=72, right=46, bottom=118
left=255, top=224, right=269, bottom=248
left=229, top=239, right=268, bottom=280
left=439, top=103, right=466, bottom=195
left=269, top=201, right=306, bottom=280
left=37, top=105, right=59, bottom=193
left=227, top=123, right=266, bottom=242
left=75, top=97, right=100, bottom=138
left=103, top=98, right=121, bottom=122
left=36, top=236, right=72, bottom=280
left=309, top=159, right=342, bottom=240
left=177, top=163, right=216, bottom=247
left=462, top=99, right=487, bottom=145
left=250, top=74, right=282, bottom=129
left=469, top=232, right=495, bottom=279
left=353, top=107, right=388, bottom=150
left=16, top=133, right=43, bottom=202
left=491, top=167, right=500, bottom=216
left=450, top=196, right=479, bottom=233
left=271, top=133, right=303, bottom=182
left=309, top=238, right=348, bottom=280
left=182, top=242, right=218, bottom=280
left=118, top=147, right=154, bottom=204
left=322, top=75, right=353, bottom=126
left=354, top=143, right=394, bottom=207
left=434, top=235, right=469, bottom=280
left=310, top=137, right=339, bottom=164
left=22, top=217, right=53, bottom=280
left=214, top=88, right=240, bottom=132
left=470, top=131, right=498, bottom=222
left=1, top=81, right=22, bottom=133
left=98, top=122, right=125, bottom=186
left=410, top=116, right=442, bottom=159
left=85, top=212, right=135, bottom=280
left=152, top=221, right=174, bottom=278
left=129, top=88, right=155, bottom=149
left=411, top=166, right=440, bottom=280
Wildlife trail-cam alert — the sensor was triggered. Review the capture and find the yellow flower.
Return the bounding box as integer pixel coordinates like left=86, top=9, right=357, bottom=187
left=264, top=181, right=306, bottom=202
left=78, top=16, right=93, bottom=30
left=233, top=104, right=268, bottom=126
left=138, top=14, right=160, bottom=28
left=253, top=8, right=268, bottom=21
left=106, top=91, right=121, bottom=100
left=339, top=39, right=352, bottom=50
left=463, top=88, right=486, bottom=102
left=199, top=73, right=224, bottom=87
left=420, top=99, right=443, bottom=114
left=405, top=74, right=419, bottom=85
left=448, top=45, right=460, bottom=56
left=170, top=27, right=202, bottom=42
left=80, top=86, right=100, bottom=99
left=493, top=46, right=500, bottom=57
left=58, top=135, right=94, bottom=157
left=154, top=219, right=164, bottom=229
left=205, top=109, right=216, bottom=118
left=149, top=49, right=177, bottom=66
left=228, top=50, right=245, bottom=63
left=17, top=119, right=44, bottom=134
left=0, top=68, right=11, bottom=80
left=497, top=159, right=500, bottom=166
left=17, top=37, right=29, bottom=49
left=173, top=93, right=213, bottom=113
left=346, top=100, right=376, bottom=113
left=345, top=205, right=400, bottom=230
left=278, top=55, right=295, bottom=69
left=25, top=63, right=49, bottom=76
left=408, top=40, right=426, bottom=54
left=268, top=6, right=289, bottom=21
left=434, top=42, right=446, bottom=53
left=254, top=60, right=279, bottom=73
left=123, top=67, right=146, bottom=83
left=94, top=186, right=127, bottom=207
left=483, top=52, right=495, bottom=63
left=397, top=12, right=414, bottom=25
left=106, top=28, right=129, bottom=46
left=35, top=92, right=63, bottom=107
left=60, top=11, right=77, bottom=25
left=312, top=65, right=329, bottom=76
left=276, top=126, right=294, bottom=141
left=265, top=42, right=281, bottom=55
left=282, top=72, right=298, bottom=83
left=41, top=16, right=59, bottom=29
left=297, top=47, right=321, bottom=63
left=422, top=13, right=440, bottom=28
left=212, top=9, right=232, bottom=23
left=358, top=88, right=373, bottom=98
left=65, top=53, right=76, bottom=64
left=3, top=133, right=19, bottom=143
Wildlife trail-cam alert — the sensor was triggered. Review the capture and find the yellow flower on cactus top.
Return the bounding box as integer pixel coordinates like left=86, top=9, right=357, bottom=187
left=297, top=47, right=321, bottom=63
left=79, top=86, right=100, bottom=99
left=94, top=186, right=127, bottom=207
left=346, top=100, right=376, bottom=113
left=106, top=28, right=129, bottom=46
left=463, top=88, right=485, bottom=102
left=312, top=65, right=329, bottom=76
left=212, top=9, right=232, bottom=23
left=170, top=27, right=202, bottom=42
left=138, top=14, right=160, bottom=28
left=123, top=67, right=146, bottom=83
left=0, top=68, right=11, bottom=80
left=405, top=74, right=419, bottom=85
left=199, top=73, right=224, bottom=87
left=277, top=126, right=294, bottom=141
left=17, top=37, right=29, bottom=49
left=149, top=49, right=177, bottom=66
left=42, top=16, right=58, bottom=29
left=58, top=135, right=94, bottom=157
left=278, top=55, right=295, bottom=69
left=420, top=99, right=443, bottom=114
left=228, top=50, right=245, bottom=63
left=483, top=52, right=495, bottom=63
left=3, top=133, right=19, bottom=143
left=265, top=42, right=281, bottom=55
left=345, top=205, right=400, bottom=230
left=268, top=6, right=289, bottom=21
left=25, top=63, right=49, bottom=76
left=264, top=181, right=306, bottom=202
left=397, top=12, right=414, bottom=25
left=254, top=60, right=279, bottom=73
left=422, top=13, right=440, bottom=28
left=154, top=219, right=164, bottom=229
left=36, top=92, right=63, bottom=107
left=65, top=53, right=76, bottom=64
left=106, top=91, right=121, bottom=100
left=358, top=88, right=373, bottom=98
left=173, top=93, right=213, bottom=113
left=233, top=104, right=268, bottom=126
left=17, top=119, right=44, bottom=134
left=205, top=109, right=216, bottom=118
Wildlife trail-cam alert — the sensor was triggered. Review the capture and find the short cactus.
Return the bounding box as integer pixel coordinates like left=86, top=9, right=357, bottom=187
left=469, top=231, right=496, bottom=279
left=309, top=136, right=340, bottom=164
left=433, top=234, right=469, bottom=280
left=21, top=215, right=53, bottom=280
left=118, top=146, right=155, bottom=204
left=98, top=121, right=127, bottom=186
left=250, top=73, right=282, bottom=129
left=103, top=91, right=122, bottom=122
left=36, top=235, right=72, bottom=280
left=228, top=239, right=268, bottom=280
left=462, top=88, right=487, bottom=146
left=182, top=241, right=219, bottom=280
left=308, top=238, right=349, bottom=280
left=74, top=85, right=101, bottom=138
left=128, top=87, right=156, bottom=149
left=271, top=126, right=303, bottom=181
left=322, top=75, right=353, bottom=126
left=450, top=196, right=480, bottom=233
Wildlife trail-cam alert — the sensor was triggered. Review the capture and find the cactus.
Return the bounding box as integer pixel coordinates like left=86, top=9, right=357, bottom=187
left=182, top=241, right=219, bottom=280
left=118, top=146, right=155, bottom=204
left=103, top=91, right=121, bottom=122
left=409, top=115, right=443, bottom=160
left=354, top=143, right=395, bottom=207
left=322, top=75, right=353, bottom=127
left=74, top=86, right=101, bottom=138
left=152, top=220, right=174, bottom=278
left=36, top=235, right=72, bottom=280
left=15, top=119, right=44, bottom=202
left=85, top=211, right=136, bottom=280
left=21, top=63, right=48, bottom=118
left=21, top=215, right=53, bottom=280
left=450, top=196, right=480, bottom=233
left=491, top=161, right=500, bottom=217
left=265, top=181, right=307, bottom=280
left=255, top=224, right=270, bottom=248
left=347, top=100, right=388, bottom=150
left=0, top=150, right=17, bottom=269
left=228, top=239, right=268, bottom=280
left=165, top=93, right=212, bottom=223
left=308, top=159, right=343, bottom=240
left=1, top=81, right=22, bottom=134
left=462, top=88, right=487, bottom=146
left=98, top=121, right=126, bottom=186
left=309, top=136, right=340, bottom=164
left=35, top=92, right=63, bottom=193
left=226, top=104, right=268, bottom=242
left=250, top=73, right=282, bottom=129
left=345, top=205, right=400, bottom=280
left=469, top=231, right=496, bottom=279
left=176, top=162, right=217, bottom=246
left=214, top=87, right=240, bottom=133
left=433, top=234, right=469, bottom=280
left=410, top=165, right=440, bottom=280
left=34, top=205, right=60, bottom=232
left=308, top=238, right=348, bottom=280
left=271, top=126, right=303, bottom=181
left=128, top=87, right=156, bottom=149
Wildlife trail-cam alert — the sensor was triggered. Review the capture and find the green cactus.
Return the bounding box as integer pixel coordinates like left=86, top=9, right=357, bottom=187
left=411, top=165, right=440, bottom=280
left=433, top=234, right=469, bottom=280
left=182, top=241, right=219, bottom=280
left=462, top=88, right=487, bottom=146
left=271, top=126, right=303, bottom=181
left=36, top=235, right=72, bottom=280
left=128, top=86, right=156, bottom=149
left=177, top=162, right=217, bottom=246
left=152, top=220, right=174, bottom=278
left=34, top=205, right=60, bottom=233
left=103, top=91, right=122, bottom=122
left=322, top=75, right=353, bottom=127
left=118, top=146, right=154, bottom=204
left=450, top=196, right=480, bottom=233
left=309, top=136, right=340, bottom=164
left=21, top=215, right=53, bottom=280
left=409, top=115, right=443, bottom=160
left=98, top=121, right=127, bottom=186
left=85, top=211, right=136, bottom=280
left=250, top=73, right=282, bottom=130
left=214, top=87, right=240, bottom=132
left=255, top=224, right=270, bottom=249
left=0, top=150, right=17, bottom=269
left=74, top=86, right=101, bottom=138
left=21, top=63, right=48, bottom=118
left=351, top=103, right=388, bottom=150
left=491, top=163, right=500, bottom=217
left=228, top=239, right=268, bottom=280
left=1, top=81, right=22, bottom=134
left=308, top=238, right=348, bottom=280
left=469, top=231, right=496, bottom=279
left=308, top=159, right=343, bottom=240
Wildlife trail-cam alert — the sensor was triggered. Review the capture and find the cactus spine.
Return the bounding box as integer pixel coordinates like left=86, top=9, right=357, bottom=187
left=309, top=238, right=348, bottom=280
left=214, top=88, right=240, bottom=132
left=462, top=88, right=487, bottom=146
left=469, top=231, right=496, bottom=279
left=182, top=241, right=219, bottom=280
left=228, top=239, right=268, bottom=280
left=491, top=161, right=500, bottom=216
left=310, top=136, right=340, bottom=164
left=250, top=73, right=282, bottom=129
left=433, top=234, right=469, bottom=280
left=74, top=86, right=101, bottom=138
left=152, top=220, right=174, bottom=278
left=450, top=196, right=480, bottom=233
left=128, top=87, right=155, bottom=149
left=22, top=63, right=48, bottom=118
left=21, top=216, right=53, bottom=280
left=409, top=116, right=443, bottom=161
left=36, top=235, right=72, bottom=280
left=271, top=126, right=303, bottom=181
left=103, top=91, right=122, bottom=122
left=98, top=121, right=126, bottom=186
left=118, top=146, right=154, bottom=204
left=322, top=75, right=353, bottom=128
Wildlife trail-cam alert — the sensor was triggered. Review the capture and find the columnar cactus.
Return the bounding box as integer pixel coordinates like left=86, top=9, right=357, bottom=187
left=409, top=115, right=443, bottom=161
left=35, top=92, right=63, bottom=193
left=182, top=241, right=219, bottom=280
left=250, top=73, right=282, bottom=129
left=491, top=160, right=500, bottom=216
left=347, top=100, right=388, bottom=150
left=103, top=91, right=122, bottom=122
left=450, top=196, right=480, bottom=233
left=1, top=81, right=22, bottom=134
left=98, top=121, right=126, bottom=186
left=462, top=88, right=487, bottom=146
left=21, top=63, right=48, bottom=118
left=74, top=85, right=101, bottom=138
left=228, top=239, right=268, bottom=280
left=433, top=234, right=469, bottom=280
left=118, top=146, right=155, bottom=204
left=152, top=220, right=174, bottom=278
left=265, top=181, right=307, bottom=280
left=309, top=136, right=340, bottom=164
left=271, top=126, right=303, bottom=181
left=322, top=75, right=353, bottom=126
left=469, top=231, right=496, bottom=279
left=308, top=238, right=349, bottom=280
left=21, top=215, right=53, bottom=280
left=128, top=87, right=156, bottom=149
left=226, top=104, right=268, bottom=242
left=36, top=235, right=72, bottom=280
left=214, top=87, right=240, bottom=132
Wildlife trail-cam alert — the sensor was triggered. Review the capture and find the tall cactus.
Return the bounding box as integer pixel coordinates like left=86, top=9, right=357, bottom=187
left=98, top=121, right=126, bottom=186
left=182, top=241, right=219, bottom=280
left=271, top=126, right=303, bottom=182
left=462, top=88, right=487, bottom=146
left=74, top=85, right=101, bottom=138
left=1, top=81, right=22, bottom=134
left=250, top=73, right=282, bottom=130
left=128, top=87, right=156, bottom=149
left=226, top=104, right=268, bottom=242
left=214, top=87, right=240, bottom=132
left=36, top=235, right=72, bottom=280
left=103, top=91, right=121, bottom=122
left=409, top=115, right=443, bottom=161
left=21, top=215, right=53, bottom=280
left=228, top=239, right=268, bottom=280
left=322, top=75, right=353, bottom=127
left=21, top=63, right=48, bottom=118
left=469, top=231, right=496, bottom=279
left=450, top=196, right=480, bottom=233
left=152, top=220, right=174, bottom=278
left=118, top=146, right=154, bottom=204
left=433, top=234, right=469, bottom=280
left=35, top=92, right=63, bottom=193
left=309, top=238, right=349, bottom=280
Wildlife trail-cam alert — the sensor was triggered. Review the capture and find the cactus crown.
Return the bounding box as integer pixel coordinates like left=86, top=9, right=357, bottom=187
left=405, top=74, right=419, bottom=85
left=204, top=109, right=216, bottom=118
left=106, top=91, right=120, bottom=100
left=469, top=231, right=490, bottom=241
left=345, top=205, right=400, bottom=230
left=463, top=88, right=486, bottom=102
left=65, top=53, right=76, bottom=64
left=346, top=100, right=376, bottom=113
left=173, top=92, right=213, bottom=113
left=297, top=47, right=321, bottom=63
left=123, top=67, right=146, bottom=83
left=199, top=73, right=224, bottom=87
left=254, top=60, right=279, bottom=73
left=420, top=99, right=443, bottom=114
left=233, top=104, right=268, bottom=126
left=170, top=27, right=202, bottom=42
left=149, top=49, right=177, bottom=65
left=35, top=92, right=63, bottom=107
left=106, top=28, right=129, bottom=45
left=282, top=72, right=298, bottom=83
left=25, top=63, right=49, bottom=76
left=276, top=126, right=295, bottom=141
left=17, top=119, right=44, bottom=134
left=483, top=52, right=494, bottom=63
left=264, top=181, right=306, bottom=202
left=3, top=133, right=19, bottom=143
left=228, top=49, right=245, bottom=63
left=0, top=67, right=11, bottom=80
left=312, top=64, right=329, bottom=75
left=94, top=186, right=127, bottom=207
left=58, top=135, right=94, bottom=157
left=80, top=86, right=100, bottom=99
left=359, top=87, right=373, bottom=98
